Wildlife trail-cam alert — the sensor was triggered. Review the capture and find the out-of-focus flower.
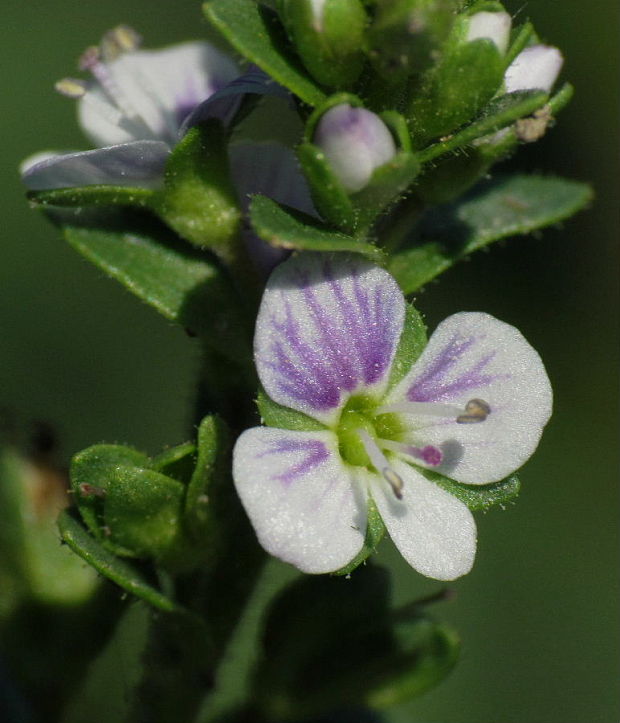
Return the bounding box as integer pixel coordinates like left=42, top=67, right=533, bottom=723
left=233, top=254, right=552, bottom=579
left=21, top=26, right=239, bottom=190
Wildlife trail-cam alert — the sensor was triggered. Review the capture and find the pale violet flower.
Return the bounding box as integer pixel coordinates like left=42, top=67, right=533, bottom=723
left=504, top=44, right=564, bottom=93
left=233, top=254, right=552, bottom=579
left=313, top=104, right=397, bottom=193
left=21, top=26, right=239, bottom=191
left=466, top=10, right=512, bottom=54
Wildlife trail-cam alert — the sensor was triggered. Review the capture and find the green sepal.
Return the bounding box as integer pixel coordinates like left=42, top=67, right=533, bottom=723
left=277, top=0, right=367, bottom=88
left=101, top=466, right=189, bottom=569
left=184, top=415, right=231, bottom=546
left=59, top=209, right=251, bottom=360
left=333, top=497, right=385, bottom=575
left=296, top=141, right=358, bottom=232
left=352, top=150, right=421, bottom=233
left=151, top=442, right=197, bottom=484
left=389, top=173, right=593, bottom=293
left=387, top=304, right=428, bottom=390
left=505, top=20, right=534, bottom=65
left=203, top=0, right=326, bottom=106
left=70, top=444, right=150, bottom=556
left=426, top=470, right=521, bottom=511
left=249, top=194, right=384, bottom=260
left=410, top=39, right=505, bottom=145
left=27, top=184, right=155, bottom=210
left=257, top=388, right=327, bottom=432
left=151, top=121, right=241, bottom=259
left=418, top=89, right=548, bottom=163
left=252, top=564, right=460, bottom=718
left=58, top=509, right=178, bottom=613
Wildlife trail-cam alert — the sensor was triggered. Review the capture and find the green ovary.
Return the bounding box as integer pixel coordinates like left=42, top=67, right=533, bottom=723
left=336, top=396, right=406, bottom=468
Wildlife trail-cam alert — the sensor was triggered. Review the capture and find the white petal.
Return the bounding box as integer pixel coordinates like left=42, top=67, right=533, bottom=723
left=387, top=312, right=553, bottom=484
left=255, top=253, right=406, bottom=426
left=20, top=142, right=170, bottom=190
left=371, top=460, right=477, bottom=581
left=233, top=427, right=366, bottom=573
left=504, top=45, right=564, bottom=93
left=466, top=11, right=512, bottom=54
left=79, top=42, right=239, bottom=147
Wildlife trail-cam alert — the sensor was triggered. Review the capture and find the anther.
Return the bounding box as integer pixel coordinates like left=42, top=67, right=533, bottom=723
left=101, top=25, right=142, bottom=61
left=55, top=78, right=87, bottom=98
left=383, top=467, right=404, bottom=500
left=456, top=398, right=491, bottom=424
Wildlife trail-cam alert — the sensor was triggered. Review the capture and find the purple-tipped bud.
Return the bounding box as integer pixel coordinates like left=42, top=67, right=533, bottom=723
left=466, top=10, right=512, bottom=54
left=313, top=104, right=397, bottom=193
left=504, top=45, right=564, bottom=93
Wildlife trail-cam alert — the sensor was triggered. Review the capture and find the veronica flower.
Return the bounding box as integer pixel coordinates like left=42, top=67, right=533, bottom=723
left=233, top=254, right=552, bottom=579
left=21, top=25, right=239, bottom=191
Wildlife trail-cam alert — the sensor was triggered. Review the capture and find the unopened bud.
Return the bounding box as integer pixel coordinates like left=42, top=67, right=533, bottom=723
left=466, top=10, right=512, bottom=54
left=314, top=104, right=397, bottom=192
left=278, top=0, right=367, bottom=87
left=504, top=44, right=564, bottom=93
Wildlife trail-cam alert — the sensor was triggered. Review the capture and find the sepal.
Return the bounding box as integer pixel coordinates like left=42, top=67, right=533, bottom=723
left=277, top=0, right=368, bottom=88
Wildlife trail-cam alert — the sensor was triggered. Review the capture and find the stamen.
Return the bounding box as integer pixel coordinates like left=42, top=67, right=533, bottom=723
left=55, top=78, right=87, bottom=98
left=101, top=25, right=142, bottom=61
left=456, top=398, right=491, bottom=424
left=378, top=398, right=491, bottom=424
left=377, top=400, right=463, bottom=417
left=357, top=430, right=404, bottom=500
left=379, top=439, right=443, bottom=467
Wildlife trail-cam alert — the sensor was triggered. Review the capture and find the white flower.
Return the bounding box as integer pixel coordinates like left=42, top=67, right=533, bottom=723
left=233, top=254, right=552, bottom=579
left=21, top=26, right=239, bottom=190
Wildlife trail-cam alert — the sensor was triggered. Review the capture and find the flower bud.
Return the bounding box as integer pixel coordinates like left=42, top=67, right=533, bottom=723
left=465, top=10, right=512, bottom=54
left=313, top=104, right=397, bottom=192
left=504, top=44, right=564, bottom=92
left=278, top=0, right=367, bottom=87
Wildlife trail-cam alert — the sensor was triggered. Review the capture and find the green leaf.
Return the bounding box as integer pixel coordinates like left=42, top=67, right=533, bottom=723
left=59, top=209, right=250, bottom=357
left=419, top=90, right=549, bottom=163
left=426, top=471, right=521, bottom=511
left=58, top=509, right=178, bottom=613
left=256, top=388, right=327, bottom=432
left=249, top=195, right=384, bottom=260
left=389, top=174, right=594, bottom=293
left=28, top=184, right=154, bottom=209
left=204, top=0, right=326, bottom=106
left=253, top=564, right=459, bottom=718
left=333, top=497, right=385, bottom=576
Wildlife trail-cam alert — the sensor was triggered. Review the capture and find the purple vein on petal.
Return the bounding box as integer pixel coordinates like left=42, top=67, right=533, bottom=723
left=257, top=438, right=330, bottom=487
left=407, top=334, right=505, bottom=402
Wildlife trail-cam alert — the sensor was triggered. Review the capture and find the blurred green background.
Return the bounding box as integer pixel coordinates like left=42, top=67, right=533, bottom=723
left=1, top=1, right=618, bottom=722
